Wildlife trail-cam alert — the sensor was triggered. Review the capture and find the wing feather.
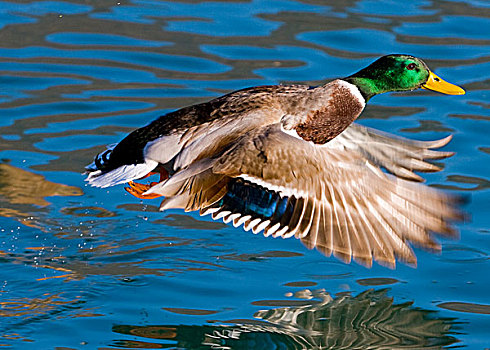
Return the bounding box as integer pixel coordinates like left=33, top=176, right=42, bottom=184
left=210, top=123, right=459, bottom=267
left=304, top=200, right=321, bottom=249
left=317, top=200, right=333, bottom=258
left=329, top=123, right=454, bottom=182
left=148, top=122, right=460, bottom=267
left=328, top=182, right=352, bottom=264
left=341, top=187, right=372, bottom=265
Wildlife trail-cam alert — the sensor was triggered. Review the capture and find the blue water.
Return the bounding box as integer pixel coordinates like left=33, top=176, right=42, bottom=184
left=0, top=0, right=489, bottom=348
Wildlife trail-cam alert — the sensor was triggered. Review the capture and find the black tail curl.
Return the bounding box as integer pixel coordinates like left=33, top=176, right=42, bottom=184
left=93, top=148, right=112, bottom=171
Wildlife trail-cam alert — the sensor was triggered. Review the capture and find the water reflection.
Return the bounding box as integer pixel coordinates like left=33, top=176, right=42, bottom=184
left=153, top=213, right=228, bottom=231
left=0, top=162, right=83, bottom=228
left=0, top=232, right=203, bottom=282
left=438, top=301, right=490, bottom=315
left=0, top=162, right=82, bottom=207
left=434, top=175, right=490, bottom=192
left=0, top=293, right=79, bottom=318
left=112, top=289, right=458, bottom=349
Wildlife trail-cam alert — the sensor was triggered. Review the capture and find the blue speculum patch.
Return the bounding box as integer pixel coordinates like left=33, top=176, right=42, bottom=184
left=218, top=179, right=291, bottom=220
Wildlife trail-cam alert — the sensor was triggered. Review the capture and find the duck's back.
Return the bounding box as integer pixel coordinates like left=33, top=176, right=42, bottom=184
left=86, top=84, right=309, bottom=182
left=85, top=80, right=363, bottom=188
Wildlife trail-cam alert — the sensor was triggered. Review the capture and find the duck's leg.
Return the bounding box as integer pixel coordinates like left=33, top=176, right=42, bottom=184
left=125, top=167, right=169, bottom=199
left=125, top=181, right=161, bottom=199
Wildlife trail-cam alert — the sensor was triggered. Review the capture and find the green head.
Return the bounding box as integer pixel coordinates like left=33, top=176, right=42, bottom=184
left=345, top=54, right=465, bottom=101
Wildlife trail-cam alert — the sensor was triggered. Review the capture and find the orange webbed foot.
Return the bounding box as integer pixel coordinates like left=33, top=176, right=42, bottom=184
left=125, top=181, right=162, bottom=199
left=126, top=166, right=169, bottom=199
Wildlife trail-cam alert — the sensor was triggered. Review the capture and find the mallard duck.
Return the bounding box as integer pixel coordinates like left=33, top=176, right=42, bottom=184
left=86, top=54, right=465, bottom=267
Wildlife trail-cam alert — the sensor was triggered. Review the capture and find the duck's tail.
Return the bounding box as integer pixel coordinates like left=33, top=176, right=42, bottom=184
left=85, top=144, right=158, bottom=188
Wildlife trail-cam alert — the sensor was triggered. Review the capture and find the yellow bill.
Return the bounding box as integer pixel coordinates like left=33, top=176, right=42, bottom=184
left=422, top=71, right=465, bottom=95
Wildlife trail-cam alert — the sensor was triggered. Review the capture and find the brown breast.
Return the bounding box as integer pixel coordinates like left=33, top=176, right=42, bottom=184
left=294, top=82, right=365, bottom=144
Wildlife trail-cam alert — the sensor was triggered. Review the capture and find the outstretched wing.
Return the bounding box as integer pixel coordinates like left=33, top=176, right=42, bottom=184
left=329, top=123, right=454, bottom=181
left=148, top=123, right=461, bottom=268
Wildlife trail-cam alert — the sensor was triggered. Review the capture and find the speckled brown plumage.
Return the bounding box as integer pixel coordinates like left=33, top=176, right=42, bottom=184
left=100, top=84, right=312, bottom=173
left=295, top=85, right=364, bottom=144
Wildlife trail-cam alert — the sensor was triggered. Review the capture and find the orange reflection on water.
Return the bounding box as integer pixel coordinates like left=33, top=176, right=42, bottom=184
left=0, top=163, right=83, bottom=229
left=0, top=163, right=83, bottom=207
left=0, top=293, right=77, bottom=318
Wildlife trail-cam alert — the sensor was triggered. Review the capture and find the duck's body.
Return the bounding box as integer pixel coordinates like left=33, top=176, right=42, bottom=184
left=88, top=79, right=365, bottom=187
left=86, top=54, right=465, bottom=267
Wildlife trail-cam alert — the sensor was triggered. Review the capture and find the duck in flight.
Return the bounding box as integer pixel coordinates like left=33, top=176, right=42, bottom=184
left=86, top=54, right=465, bottom=268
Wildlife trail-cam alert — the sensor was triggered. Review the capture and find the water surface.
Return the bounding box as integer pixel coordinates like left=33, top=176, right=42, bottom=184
left=0, top=0, right=489, bottom=348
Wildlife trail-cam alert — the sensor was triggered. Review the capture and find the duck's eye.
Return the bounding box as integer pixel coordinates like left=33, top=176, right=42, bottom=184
left=406, top=63, right=417, bottom=70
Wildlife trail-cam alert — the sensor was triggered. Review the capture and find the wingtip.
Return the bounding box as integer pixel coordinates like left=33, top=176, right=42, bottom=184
left=425, top=134, right=453, bottom=149
left=377, top=259, right=397, bottom=270
left=439, top=134, right=453, bottom=146
left=353, top=256, right=373, bottom=268
left=333, top=251, right=352, bottom=265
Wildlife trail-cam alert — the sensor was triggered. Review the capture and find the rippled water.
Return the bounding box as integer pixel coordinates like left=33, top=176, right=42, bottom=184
left=0, top=0, right=489, bottom=348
